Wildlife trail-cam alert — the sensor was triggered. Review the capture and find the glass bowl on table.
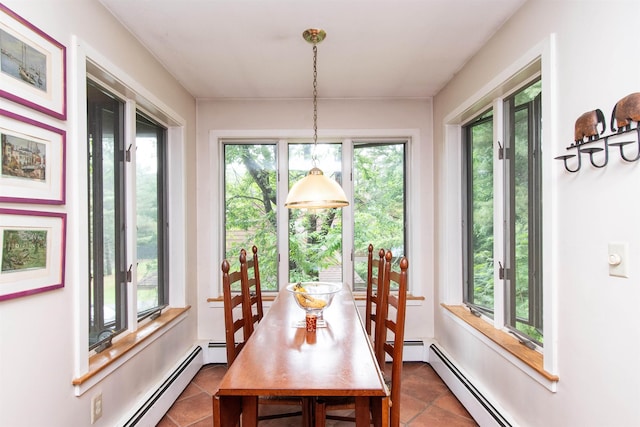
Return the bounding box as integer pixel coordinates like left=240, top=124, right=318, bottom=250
left=286, top=282, right=342, bottom=330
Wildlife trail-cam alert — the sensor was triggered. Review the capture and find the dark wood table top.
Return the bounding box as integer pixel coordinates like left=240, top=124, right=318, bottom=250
left=216, top=285, right=388, bottom=398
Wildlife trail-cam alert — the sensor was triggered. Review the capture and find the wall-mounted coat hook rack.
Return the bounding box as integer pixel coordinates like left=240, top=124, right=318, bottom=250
left=555, top=126, right=640, bottom=173
left=556, top=93, right=640, bottom=173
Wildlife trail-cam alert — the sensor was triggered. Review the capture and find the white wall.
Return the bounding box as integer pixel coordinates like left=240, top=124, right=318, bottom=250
left=7, top=0, right=639, bottom=426
left=434, top=1, right=640, bottom=426
left=195, top=98, right=435, bottom=344
left=0, top=1, right=197, bottom=426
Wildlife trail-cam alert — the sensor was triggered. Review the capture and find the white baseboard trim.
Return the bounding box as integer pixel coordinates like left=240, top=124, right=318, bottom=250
left=118, top=345, right=204, bottom=427
left=428, top=344, right=516, bottom=427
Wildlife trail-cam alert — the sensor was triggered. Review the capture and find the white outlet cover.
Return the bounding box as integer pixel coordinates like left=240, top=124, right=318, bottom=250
left=608, top=242, right=629, bottom=278
left=91, top=393, right=103, bottom=424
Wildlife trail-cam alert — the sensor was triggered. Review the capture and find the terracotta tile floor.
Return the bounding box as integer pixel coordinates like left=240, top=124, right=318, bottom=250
left=157, top=362, right=478, bottom=426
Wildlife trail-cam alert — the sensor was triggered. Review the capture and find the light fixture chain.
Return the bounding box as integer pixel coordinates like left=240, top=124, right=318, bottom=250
left=312, top=43, right=318, bottom=165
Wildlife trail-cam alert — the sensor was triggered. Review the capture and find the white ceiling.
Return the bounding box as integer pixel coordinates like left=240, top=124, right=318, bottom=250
left=99, top=0, right=526, bottom=100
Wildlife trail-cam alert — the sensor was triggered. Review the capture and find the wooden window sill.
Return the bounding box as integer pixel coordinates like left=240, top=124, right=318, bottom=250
left=442, top=304, right=558, bottom=383
left=72, top=306, right=190, bottom=393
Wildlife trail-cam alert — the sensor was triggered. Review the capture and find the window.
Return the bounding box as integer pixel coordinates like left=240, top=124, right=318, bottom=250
left=463, top=79, right=543, bottom=345
left=135, top=114, right=168, bottom=313
left=223, top=142, right=278, bottom=290
left=87, top=80, right=168, bottom=350
left=463, top=110, right=494, bottom=311
left=288, top=142, right=344, bottom=284
left=353, top=142, right=406, bottom=289
left=222, top=138, right=406, bottom=290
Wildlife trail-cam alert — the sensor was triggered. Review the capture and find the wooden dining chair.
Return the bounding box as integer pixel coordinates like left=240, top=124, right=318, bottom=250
left=221, top=247, right=308, bottom=423
left=365, top=244, right=386, bottom=337
left=315, top=249, right=409, bottom=427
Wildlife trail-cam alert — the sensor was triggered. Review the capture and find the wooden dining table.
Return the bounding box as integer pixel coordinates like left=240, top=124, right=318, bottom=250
left=213, top=285, right=390, bottom=427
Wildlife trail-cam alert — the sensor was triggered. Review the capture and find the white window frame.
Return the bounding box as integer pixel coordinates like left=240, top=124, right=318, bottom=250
left=439, top=35, right=558, bottom=390
left=205, top=128, right=419, bottom=301
left=71, top=37, right=187, bottom=394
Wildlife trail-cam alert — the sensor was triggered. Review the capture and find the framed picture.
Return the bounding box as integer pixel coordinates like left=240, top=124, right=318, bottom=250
left=0, top=208, right=66, bottom=301
left=0, top=4, right=66, bottom=120
left=0, top=108, right=65, bottom=204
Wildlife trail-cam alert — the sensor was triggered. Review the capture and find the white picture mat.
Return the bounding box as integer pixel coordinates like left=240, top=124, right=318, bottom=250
left=0, top=113, right=64, bottom=202
left=0, top=5, right=65, bottom=119
left=0, top=210, right=64, bottom=296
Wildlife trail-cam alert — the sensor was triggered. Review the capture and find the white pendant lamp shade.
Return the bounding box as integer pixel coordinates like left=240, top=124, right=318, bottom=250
left=284, top=167, right=349, bottom=209
left=285, top=28, right=349, bottom=210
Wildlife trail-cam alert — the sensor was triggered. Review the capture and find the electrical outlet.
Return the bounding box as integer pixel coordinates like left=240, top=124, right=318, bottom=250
left=91, top=393, right=103, bottom=424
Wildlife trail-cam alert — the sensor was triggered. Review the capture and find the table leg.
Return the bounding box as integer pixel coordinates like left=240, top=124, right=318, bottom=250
left=302, top=396, right=314, bottom=427
left=354, top=396, right=371, bottom=426
left=371, top=396, right=381, bottom=427
left=241, top=396, right=258, bottom=426
left=383, top=395, right=390, bottom=427
left=370, top=395, right=390, bottom=427
left=213, top=395, right=242, bottom=427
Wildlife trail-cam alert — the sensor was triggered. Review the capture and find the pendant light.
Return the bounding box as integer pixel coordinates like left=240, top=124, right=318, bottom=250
left=284, top=29, right=349, bottom=210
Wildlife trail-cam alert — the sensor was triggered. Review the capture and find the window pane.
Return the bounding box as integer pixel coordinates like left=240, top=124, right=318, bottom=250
left=508, top=80, right=542, bottom=343
left=288, top=143, right=343, bottom=284
left=224, top=143, right=278, bottom=290
left=353, top=142, right=406, bottom=289
left=100, top=110, right=117, bottom=323
left=465, top=113, right=494, bottom=312
left=87, top=82, right=126, bottom=348
left=513, top=107, right=530, bottom=323
left=135, top=114, right=166, bottom=313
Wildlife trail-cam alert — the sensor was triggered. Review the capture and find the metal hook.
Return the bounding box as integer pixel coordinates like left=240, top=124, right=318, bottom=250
left=555, top=153, right=581, bottom=173
left=609, top=127, right=640, bottom=162
left=580, top=137, right=608, bottom=168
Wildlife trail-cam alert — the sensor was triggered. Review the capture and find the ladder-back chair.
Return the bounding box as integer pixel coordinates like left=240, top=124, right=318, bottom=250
left=221, top=247, right=308, bottom=423
left=315, top=249, right=409, bottom=427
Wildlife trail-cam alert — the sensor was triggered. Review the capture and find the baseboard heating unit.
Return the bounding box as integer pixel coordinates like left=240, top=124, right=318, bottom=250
left=429, top=344, right=514, bottom=427
left=207, top=341, right=227, bottom=364
left=120, top=345, right=204, bottom=427
left=402, top=340, right=425, bottom=361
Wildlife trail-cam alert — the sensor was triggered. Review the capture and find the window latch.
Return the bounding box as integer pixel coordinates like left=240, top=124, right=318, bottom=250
left=498, top=261, right=505, bottom=280
left=149, top=307, right=163, bottom=321
left=510, top=331, right=537, bottom=350
left=126, top=264, right=133, bottom=283
left=497, top=140, right=504, bottom=160
left=125, top=144, right=133, bottom=162
left=468, top=306, right=482, bottom=317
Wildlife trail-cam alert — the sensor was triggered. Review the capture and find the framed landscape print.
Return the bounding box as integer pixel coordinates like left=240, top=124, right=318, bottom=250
left=0, top=4, right=66, bottom=120
left=0, top=108, right=65, bottom=204
left=0, top=208, right=66, bottom=301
